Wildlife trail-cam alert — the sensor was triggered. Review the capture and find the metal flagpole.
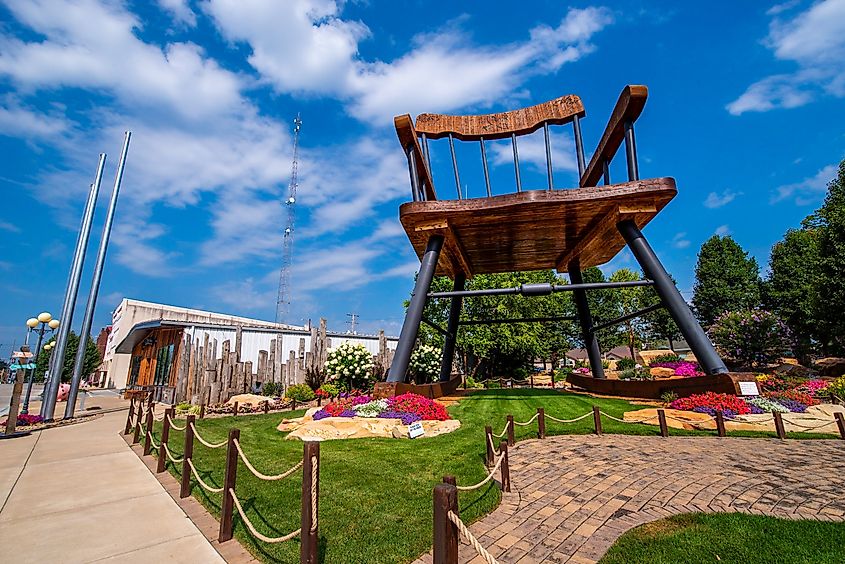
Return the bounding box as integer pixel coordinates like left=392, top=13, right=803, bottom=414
left=65, top=132, right=131, bottom=419
left=41, top=154, right=106, bottom=421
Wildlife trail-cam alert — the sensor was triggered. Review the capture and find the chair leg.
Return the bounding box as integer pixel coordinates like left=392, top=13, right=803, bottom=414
left=568, top=261, right=605, bottom=379
left=387, top=235, right=445, bottom=383
left=617, top=219, right=728, bottom=374
left=438, top=272, right=466, bottom=382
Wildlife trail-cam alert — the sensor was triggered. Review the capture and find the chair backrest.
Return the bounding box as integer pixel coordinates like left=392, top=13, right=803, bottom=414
left=395, top=85, right=648, bottom=202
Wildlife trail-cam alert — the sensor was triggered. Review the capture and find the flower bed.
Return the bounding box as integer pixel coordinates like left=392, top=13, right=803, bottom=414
left=649, top=360, right=704, bottom=377
left=311, top=392, right=450, bottom=424
left=0, top=413, right=44, bottom=427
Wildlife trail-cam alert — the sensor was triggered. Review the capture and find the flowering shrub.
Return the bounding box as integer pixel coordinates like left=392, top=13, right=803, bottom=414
left=649, top=360, right=704, bottom=377
left=311, top=392, right=450, bottom=423
left=709, top=310, right=792, bottom=368
left=670, top=392, right=752, bottom=415
left=827, top=376, right=845, bottom=402
left=794, top=379, right=829, bottom=398
left=318, top=383, right=340, bottom=398
left=325, top=342, right=375, bottom=390
left=1, top=413, right=45, bottom=427
left=574, top=367, right=590, bottom=375
left=409, top=344, right=441, bottom=383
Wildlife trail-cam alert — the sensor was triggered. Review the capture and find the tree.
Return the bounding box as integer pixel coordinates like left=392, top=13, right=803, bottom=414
left=764, top=227, right=820, bottom=364
left=606, top=268, right=651, bottom=360
left=810, top=160, right=845, bottom=354
left=692, top=235, right=761, bottom=327
left=36, top=331, right=101, bottom=383
left=581, top=267, right=623, bottom=352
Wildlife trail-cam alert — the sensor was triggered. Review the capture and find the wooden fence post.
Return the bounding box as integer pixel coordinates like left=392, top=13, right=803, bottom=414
left=537, top=407, right=546, bottom=439
left=835, top=412, right=845, bottom=440
left=773, top=411, right=786, bottom=439
left=530, top=373, right=534, bottom=388
left=506, top=415, right=515, bottom=446
left=180, top=415, right=195, bottom=498
left=500, top=440, right=510, bottom=492
left=263, top=400, right=269, bottom=414
left=715, top=410, right=726, bottom=437
left=485, top=425, right=494, bottom=466
left=658, top=409, right=669, bottom=437
left=143, top=408, right=154, bottom=456
left=592, top=406, right=602, bottom=435
left=124, top=397, right=135, bottom=435
left=442, top=475, right=456, bottom=486
left=233, top=401, right=239, bottom=417
left=157, top=407, right=173, bottom=473
left=433, top=483, right=459, bottom=564
left=199, top=404, right=206, bottom=419
left=301, top=441, right=320, bottom=564
left=219, top=428, right=241, bottom=542
left=132, top=403, right=142, bottom=444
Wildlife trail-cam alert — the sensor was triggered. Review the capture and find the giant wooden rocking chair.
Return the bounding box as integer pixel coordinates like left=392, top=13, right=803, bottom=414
left=386, top=85, right=727, bottom=384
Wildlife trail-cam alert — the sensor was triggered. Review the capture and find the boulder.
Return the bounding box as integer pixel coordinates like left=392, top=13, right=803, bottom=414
left=226, top=394, right=272, bottom=408
left=814, top=358, right=845, bottom=377
left=624, top=408, right=715, bottom=430
left=638, top=350, right=675, bottom=366
left=282, top=416, right=460, bottom=441
left=772, top=363, right=813, bottom=379
left=276, top=407, right=321, bottom=432
left=649, top=367, right=676, bottom=379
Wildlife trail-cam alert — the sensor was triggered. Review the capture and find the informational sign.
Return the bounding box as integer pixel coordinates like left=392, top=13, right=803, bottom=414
left=11, top=351, right=33, bottom=359
left=9, top=363, right=36, bottom=371
left=738, top=381, right=760, bottom=396
left=408, top=421, right=425, bottom=439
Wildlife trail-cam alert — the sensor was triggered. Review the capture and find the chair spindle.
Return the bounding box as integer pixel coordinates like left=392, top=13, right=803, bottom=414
left=407, top=146, right=421, bottom=202
left=480, top=137, right=492, bottom=197
left=573, top=115, right=586, bottom=178
left=543, top=122, right=554, bottom=190
left=511, top=133, right=522, bottom=192
left=624, top=120, right=639, bottom=181
left=602, top=160, right=611, bottom=185
left=448, top=133, right=462, bottom=199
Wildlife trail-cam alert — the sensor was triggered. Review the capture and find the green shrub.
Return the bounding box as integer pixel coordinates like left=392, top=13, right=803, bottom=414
left=285, top=383, right=315, bottom=403
left=660, top=391, right=678, bottom=405
left=650, top=353, right=682, bottom=365
left=616, top=358, right=636, bottom=371
left=553, top=367, right=572, bottom=383
left=262, top=381, right=280, bottom=397
left=175, top=402, right=200, bottom=415
left=464, top=375, right=483, bottom=389
left=601, top=359, right=610, bottom=369
left=619, top=367, right=653, bottom=381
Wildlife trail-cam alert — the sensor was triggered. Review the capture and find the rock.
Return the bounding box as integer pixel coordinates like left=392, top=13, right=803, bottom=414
left=276, top=407, right=321, bottom=432
left=623, top=408, right=715, bottom=430
left=649, top=367, right=676, bottom=379
left=683, top=352, right=697, bottom=364
left=226, top=394, right=272, bottom=408
left=814, top=358, right=845, bottom=377
left=638, top=350, right=675, bottom=366
left=282, top=416, right=460, bottom=441
left=772, top=363, right=813, bottom=378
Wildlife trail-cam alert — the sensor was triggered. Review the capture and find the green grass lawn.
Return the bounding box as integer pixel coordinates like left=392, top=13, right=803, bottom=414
left=150, top=389, right=837, bottom=563
left=599, top=512, right=845, bottom=564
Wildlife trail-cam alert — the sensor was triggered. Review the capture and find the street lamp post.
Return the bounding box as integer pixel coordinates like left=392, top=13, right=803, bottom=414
left=22, top=313, right=59, bottom=415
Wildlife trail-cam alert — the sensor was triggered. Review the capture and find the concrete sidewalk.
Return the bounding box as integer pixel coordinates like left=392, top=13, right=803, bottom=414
left=0, top=409, right=224, bottom=563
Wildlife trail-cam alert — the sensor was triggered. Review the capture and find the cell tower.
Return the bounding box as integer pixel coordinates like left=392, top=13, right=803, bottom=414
left=275, top=114, right=302, bottom=323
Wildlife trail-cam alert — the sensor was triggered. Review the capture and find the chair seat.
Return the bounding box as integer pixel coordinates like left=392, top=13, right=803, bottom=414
left=399, top=177, right=677, bottom=278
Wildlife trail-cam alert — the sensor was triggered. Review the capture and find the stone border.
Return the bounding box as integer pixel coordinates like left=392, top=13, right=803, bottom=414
left=121, top=432, right=259, bottom=563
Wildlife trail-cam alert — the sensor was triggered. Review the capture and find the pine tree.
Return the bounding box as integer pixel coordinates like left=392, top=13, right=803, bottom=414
left=692, top=235, right=761, bottom=327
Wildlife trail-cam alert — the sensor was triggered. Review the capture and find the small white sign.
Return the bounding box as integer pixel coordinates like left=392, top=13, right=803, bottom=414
left=739, top=381, right=760, bottom=396
left=408, top=421, right=425, bottom=439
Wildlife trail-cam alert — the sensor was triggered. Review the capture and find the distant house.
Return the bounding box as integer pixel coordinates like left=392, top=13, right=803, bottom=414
left=564, top=346, right=635, bottom=366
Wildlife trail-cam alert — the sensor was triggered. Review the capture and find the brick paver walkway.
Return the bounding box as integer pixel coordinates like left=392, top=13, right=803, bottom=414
left=417, top=435, right=845, bottom=564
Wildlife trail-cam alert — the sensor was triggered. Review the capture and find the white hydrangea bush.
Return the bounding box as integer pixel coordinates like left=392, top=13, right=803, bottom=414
left=324, top=342, right=375, bottom=390
left=409, top=344, right=442, bottom=383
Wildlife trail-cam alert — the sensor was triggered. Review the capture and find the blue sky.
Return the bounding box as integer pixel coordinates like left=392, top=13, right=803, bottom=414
left=1, top=0, right=844, bottom=356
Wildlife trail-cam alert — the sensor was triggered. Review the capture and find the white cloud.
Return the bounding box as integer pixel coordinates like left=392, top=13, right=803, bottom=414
left=672, top=232, right=690, bottom=249
left=0, top=220, right=22, bottom=233
left=205, top=1, right=614, bottom=122
left=211, top=277, right=277, bottom=311
left=158, top=0, right=197, bottom=26
left=0, top=101, right=69, bottom=139
left=715, top=225, right=731, bottom=236
left=489, top=130, right=578, bottom=174
left=766, top=0, right=800, bottom=15
left=703, top=188, right=741, bottom=208
left=728, top=0, right=845, bottom=114
left=771, top=163, right=837, bottom=205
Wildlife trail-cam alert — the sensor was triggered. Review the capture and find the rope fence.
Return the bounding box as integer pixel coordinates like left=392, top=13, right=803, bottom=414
left=447, top=510, right=499, bottom=564
left=132, top=407, right=321, bottom=563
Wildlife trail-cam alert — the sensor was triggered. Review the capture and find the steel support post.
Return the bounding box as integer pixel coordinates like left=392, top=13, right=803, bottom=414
left=438, top=272, right=465, bottom=382
left=387, top=235, right=444, bottom=383
left=617, top=219, right=728, bottom=374
left=568, top=263, right=605, bottom=379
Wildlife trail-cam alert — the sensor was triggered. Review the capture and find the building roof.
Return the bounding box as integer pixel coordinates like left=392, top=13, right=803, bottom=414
left=566, top=346, right=634, bottom=360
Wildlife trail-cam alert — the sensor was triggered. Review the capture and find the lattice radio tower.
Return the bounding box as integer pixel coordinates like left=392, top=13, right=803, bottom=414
left=275, top=114, right=302, bottom=323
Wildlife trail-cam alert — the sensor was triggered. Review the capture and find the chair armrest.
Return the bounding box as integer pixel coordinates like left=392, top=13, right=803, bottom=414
left=580, top=85, right=648, bottom=187
left=394, top=114, right=437, bottom=200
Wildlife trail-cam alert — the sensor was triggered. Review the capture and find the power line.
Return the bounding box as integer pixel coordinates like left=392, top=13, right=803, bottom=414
left=346, top=313, right=359, bottom=335
left=275, top=114, right=302, bottom=324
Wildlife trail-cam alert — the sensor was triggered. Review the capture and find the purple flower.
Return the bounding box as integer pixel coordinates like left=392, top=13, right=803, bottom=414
left=378, top=410, right=422, bottom=425
left=774, top=399, right=807, bottom=413
left=692, top=406, right=738, bottom=419
left=312, top=409, right=331, bottom=420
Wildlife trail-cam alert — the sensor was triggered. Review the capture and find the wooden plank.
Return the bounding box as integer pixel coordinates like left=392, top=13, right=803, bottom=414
left=414, top=94, right=585, bottom=141
left=580, top=85, right=648, bottom=188
left=400, top=178, right=675, bottom=276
